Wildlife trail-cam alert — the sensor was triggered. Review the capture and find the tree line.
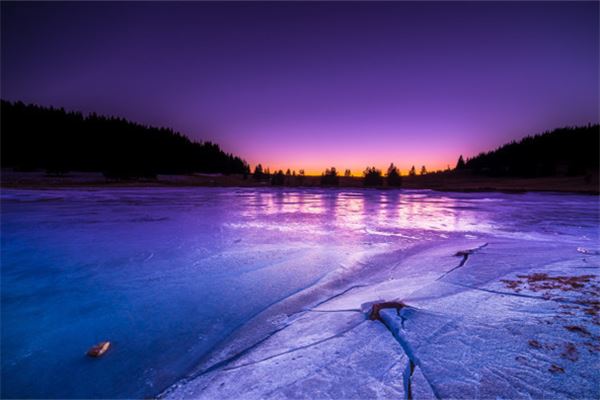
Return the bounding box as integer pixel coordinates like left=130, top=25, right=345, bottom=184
left=1, top=100, right=250, bottom=178
left=2, top=100, right=596, bottom=184
left=458, top=125, right=599, bottom=177
left=251, top=164, right=411, bottom=187
left=252, top=124, right=598, bottom=187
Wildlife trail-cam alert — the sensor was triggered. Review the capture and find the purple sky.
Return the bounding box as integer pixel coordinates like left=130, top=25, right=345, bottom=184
left=2, top=2, right=598, bottom=174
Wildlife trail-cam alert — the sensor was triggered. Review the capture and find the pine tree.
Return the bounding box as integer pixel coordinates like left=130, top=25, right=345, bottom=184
left=363, top=166, right=383, bottom=186
left=271, top=170, right=285, bottom=186
left=387, top=163, right=402, bottom=186
left=321, top=167, right=339, bottom=186
left=253, top=164, right=264, bottom=180
left=456, top=155, right=466, bottom=170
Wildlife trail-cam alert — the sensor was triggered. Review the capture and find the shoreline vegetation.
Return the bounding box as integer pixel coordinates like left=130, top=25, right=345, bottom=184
left=2, top=169, right=598, bottom=194
left=1, top=100, right=598, bottom=194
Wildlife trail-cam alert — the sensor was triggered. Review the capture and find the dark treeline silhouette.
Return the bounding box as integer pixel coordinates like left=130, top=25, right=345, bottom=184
left=387, top=163, right=402, bottom=186
left=461, top=125, right=599, bottom=177
left=320, top=167, right=339, bottom=186
left=271, top=170, right=285, bottom=186
left=363, top=166, right=383, bottom=186
left=1, top=100, right=250, bottom=178
left=456, top=155, right=466, bottom=170
left=252, top=164, right=308, bottom=186
left=5, top=100, right=596, bottom=186
left=253, top=164, right=267, bottom=180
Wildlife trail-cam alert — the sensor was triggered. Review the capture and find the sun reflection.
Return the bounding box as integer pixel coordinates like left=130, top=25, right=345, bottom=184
left=235, top=189, right=496, bottom=239
left=332, top=193, right=365, bottom=230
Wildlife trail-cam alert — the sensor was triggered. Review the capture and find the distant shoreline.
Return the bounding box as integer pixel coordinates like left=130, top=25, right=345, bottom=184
left=2, top=170, right=598, bottom=195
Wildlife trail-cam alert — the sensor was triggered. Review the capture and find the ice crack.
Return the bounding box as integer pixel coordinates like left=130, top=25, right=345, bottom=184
left=404, top=359, right=415, bottom=400
left=367, top=302, right=441, bottom=400
left=221, top=320, right=366, bottom=372
left=436, top=243, right=488, bottom=281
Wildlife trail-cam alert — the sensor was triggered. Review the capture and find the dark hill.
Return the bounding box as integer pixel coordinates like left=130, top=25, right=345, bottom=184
left=463, top=125, right=599, bottom=177
left=1, top=100, right=249, bottom=178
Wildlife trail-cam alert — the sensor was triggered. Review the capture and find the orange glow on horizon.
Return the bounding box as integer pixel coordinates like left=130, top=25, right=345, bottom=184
left=244, top=147, right=462, bottom=177
left=250, top=162, right=455, bottom=177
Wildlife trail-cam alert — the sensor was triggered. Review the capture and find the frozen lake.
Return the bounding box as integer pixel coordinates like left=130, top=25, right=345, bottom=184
left=1, top=188, right=598, bottom=399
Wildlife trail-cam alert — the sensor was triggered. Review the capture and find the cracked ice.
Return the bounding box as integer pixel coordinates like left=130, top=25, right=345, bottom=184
left=162, top=190, right=599, bottom=400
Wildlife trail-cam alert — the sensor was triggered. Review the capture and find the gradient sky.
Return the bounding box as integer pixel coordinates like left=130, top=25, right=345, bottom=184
left=2, top=2, right=598, bottom=174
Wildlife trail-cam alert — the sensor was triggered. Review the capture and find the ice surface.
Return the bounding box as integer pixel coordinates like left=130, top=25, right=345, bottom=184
left=167, top=312, right=408, bottom=400
left=2, top=188, right=598, bottom=399
left=162, top=191, right=599, bottom=400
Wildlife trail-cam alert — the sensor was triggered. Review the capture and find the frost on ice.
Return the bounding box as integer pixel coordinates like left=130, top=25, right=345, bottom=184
left=164, top=235, right=599, bottom=399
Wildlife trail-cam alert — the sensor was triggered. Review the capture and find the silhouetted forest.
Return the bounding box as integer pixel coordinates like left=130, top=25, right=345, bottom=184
left=1, top=100, right=250, bottom=178
left=363, top=166, right=383, bottom=186
left=3, top=100, right=597, bottom=185
left=462, top=125, right=599, bottom=177
left=320, top=167, right=339, bottom=186
left=271, top=170, right=285, bottom=186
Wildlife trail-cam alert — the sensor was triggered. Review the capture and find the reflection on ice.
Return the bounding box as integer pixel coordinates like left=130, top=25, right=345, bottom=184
left=236, top=189, right=504, bottom=237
